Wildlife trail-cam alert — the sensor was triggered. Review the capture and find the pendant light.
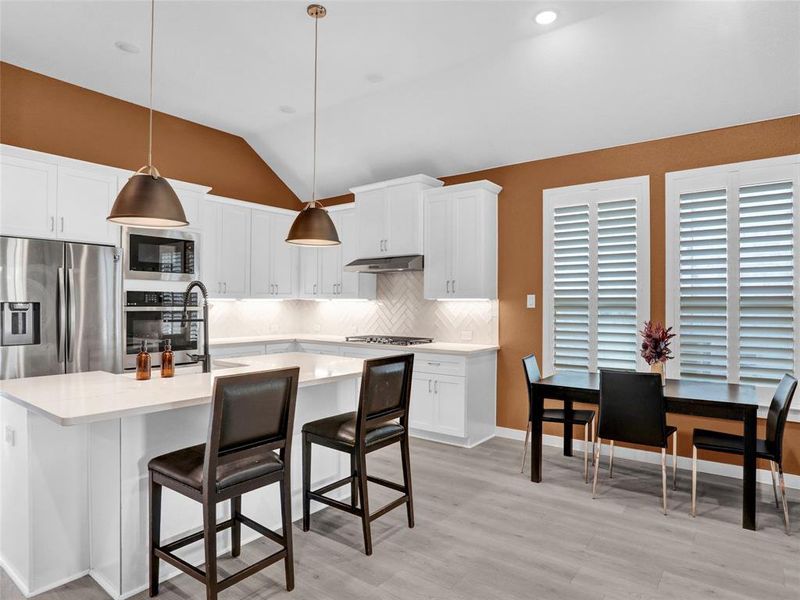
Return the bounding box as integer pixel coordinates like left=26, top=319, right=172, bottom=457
left=107, top=0, right=188, bottom=228
left=286, top=4, right=340, bottom=246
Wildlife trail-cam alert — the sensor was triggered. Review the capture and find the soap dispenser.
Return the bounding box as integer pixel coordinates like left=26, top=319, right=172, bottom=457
left=161, top=339, right=174, bottom=378
left=136, top=340, right=151, bottom=380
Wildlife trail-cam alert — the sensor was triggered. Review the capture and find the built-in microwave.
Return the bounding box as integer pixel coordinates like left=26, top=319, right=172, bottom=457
left=123, top=291, right=201, bottom=370
left=123, top=228, right=197, bottom=282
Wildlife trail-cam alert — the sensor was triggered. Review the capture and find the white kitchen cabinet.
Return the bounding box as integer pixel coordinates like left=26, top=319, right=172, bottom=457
left=250, top=209, right=296, bottom=298
left=0, top=154, right=58, bottom=239
left=351, top=174, right=442, bottom=259
left=203, top=197, right=251, bottom=297
left=423, top=180, right=500, bottom=300
left=57, top=166, right=118, bottom=245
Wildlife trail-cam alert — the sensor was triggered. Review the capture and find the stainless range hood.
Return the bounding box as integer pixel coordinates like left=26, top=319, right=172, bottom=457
left=344, top=254, right=424, bottom=273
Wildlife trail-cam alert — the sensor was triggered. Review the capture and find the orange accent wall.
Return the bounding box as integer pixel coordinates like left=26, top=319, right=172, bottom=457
left=0, top=62, right=300, bottom=210
left=328, top=115, right=800, bottom=474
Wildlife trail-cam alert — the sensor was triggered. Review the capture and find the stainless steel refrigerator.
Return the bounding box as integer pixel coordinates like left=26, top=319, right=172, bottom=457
left=0, top=236, right=122, bottom=380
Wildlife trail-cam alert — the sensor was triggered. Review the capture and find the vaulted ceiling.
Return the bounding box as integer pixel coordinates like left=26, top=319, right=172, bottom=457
left=2, top=1, right=799, bottom=200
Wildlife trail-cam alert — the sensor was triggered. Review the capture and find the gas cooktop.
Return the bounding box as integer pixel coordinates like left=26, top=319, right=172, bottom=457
left=345, top=335, right=434, bottom=346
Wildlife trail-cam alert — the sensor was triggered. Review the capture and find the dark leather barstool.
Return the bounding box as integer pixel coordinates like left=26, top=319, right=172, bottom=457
left=592, top=368, right=678, bottom=515
left=692, top=373, right=797, bottom=533
left=520, top=354, right=596, bottom=482
left=148, top=368, right=299, bottom=600
left=302, top=354, right=415, bottom=555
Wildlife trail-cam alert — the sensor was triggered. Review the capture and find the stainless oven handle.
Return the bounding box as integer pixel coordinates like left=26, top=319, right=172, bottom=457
left=57, top=267, right=66, bottom=363
left=67, top=268, right=76, bottom=362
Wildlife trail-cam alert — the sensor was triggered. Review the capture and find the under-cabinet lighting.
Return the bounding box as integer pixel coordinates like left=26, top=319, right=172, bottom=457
left=435, top=298, right=492, bottom=302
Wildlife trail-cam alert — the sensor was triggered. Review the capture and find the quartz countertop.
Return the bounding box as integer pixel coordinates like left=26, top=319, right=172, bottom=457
left=0, top=353, right=364, bottom=427
left=209, top=333, right=499, bottom=355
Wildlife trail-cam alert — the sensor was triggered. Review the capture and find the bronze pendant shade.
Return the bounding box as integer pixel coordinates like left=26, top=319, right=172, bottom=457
left=108, top=166, right=188, bottom=228
left=285, top=203, right=340, bottom=246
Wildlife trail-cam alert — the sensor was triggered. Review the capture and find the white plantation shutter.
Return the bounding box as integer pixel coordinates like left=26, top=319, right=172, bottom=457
left=544, top=177, right=649, bottom=375
left=678, top=188, right=728, bottom=381
left=552, top=204, right=590, bottom=370
left=667, top=155, right=800, bottom=388
left=597, top=198, right=638, bottom=370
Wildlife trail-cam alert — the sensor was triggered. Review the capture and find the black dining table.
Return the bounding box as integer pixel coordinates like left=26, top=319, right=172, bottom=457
left=528, top=371, right=761, bottom=530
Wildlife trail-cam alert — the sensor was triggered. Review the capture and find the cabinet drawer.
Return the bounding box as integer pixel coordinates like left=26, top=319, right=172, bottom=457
left=211, top=343, right=266, bottom=358
left=413, top=352, right=466, bottom=377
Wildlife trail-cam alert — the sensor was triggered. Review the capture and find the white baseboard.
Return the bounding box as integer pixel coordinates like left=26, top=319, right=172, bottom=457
left=0, top=557, right=29, bottom=597
left=0, top=556, right=89, bottom=599
left=495, top=426, right=800, bottom=491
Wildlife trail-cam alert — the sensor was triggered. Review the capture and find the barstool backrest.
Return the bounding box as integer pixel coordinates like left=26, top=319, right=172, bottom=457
left=765, top=373, right=797, bottom=462
left=204, top=368, right=300, bottom=492
left=599, top=368, right=668, bottom=448
left=356, top=354, right=415, bottom=436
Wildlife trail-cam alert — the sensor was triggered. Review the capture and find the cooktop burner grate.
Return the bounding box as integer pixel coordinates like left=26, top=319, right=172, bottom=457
left=345, top=335, right=434, bottom=346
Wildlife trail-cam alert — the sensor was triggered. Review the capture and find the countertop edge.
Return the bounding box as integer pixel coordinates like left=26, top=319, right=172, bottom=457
left=209, top=335, right=500, bottom=355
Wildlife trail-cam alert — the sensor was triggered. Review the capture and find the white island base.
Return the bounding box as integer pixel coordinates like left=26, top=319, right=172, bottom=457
left=0, top=353, right=365, bottom=599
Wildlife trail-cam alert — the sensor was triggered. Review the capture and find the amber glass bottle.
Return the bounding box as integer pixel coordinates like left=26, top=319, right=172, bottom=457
left=161, top=339, right=175, bottom=378
left=136, top=340, right=151, bottom=380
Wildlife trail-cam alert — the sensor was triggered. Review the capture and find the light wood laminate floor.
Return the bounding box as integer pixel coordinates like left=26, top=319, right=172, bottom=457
left=3, top=437, right=798, bottom=600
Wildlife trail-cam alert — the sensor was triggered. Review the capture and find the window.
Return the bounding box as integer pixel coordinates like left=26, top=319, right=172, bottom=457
left=666, top=155, right=800, bottom=387
left=543, top=176, right=650, bottom=375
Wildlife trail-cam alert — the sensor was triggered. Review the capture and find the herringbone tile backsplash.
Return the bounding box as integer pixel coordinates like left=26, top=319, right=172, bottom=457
left=209, top=272, right=498, bottom=344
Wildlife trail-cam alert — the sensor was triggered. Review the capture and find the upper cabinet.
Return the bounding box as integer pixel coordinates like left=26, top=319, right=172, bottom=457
left=202, top=196, right=251, bottom=297
left=250, top=209, right=297, bottom=298
left=1, top=154, right=58, bottom=239
left=351, top=175, right=443, bottom=258
left=423, top=180, right=501, bottom=300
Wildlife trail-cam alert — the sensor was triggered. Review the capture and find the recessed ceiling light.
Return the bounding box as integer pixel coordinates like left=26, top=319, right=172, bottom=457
left=114, top=40, right=140, bottom=54
left=534, top=10, right=558, bottom=25
left=366, top=73, right=384, bottom=84
left=279, top=105, right=296, bottom=114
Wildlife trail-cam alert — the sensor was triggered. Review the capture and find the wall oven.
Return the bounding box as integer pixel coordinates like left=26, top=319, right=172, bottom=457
left=123, top=291, right=200, bottom=370
left=123, top=228, right=197, bottom=282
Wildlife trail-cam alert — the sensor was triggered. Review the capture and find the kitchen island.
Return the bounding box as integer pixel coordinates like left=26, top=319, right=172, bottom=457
left=0, top=353, right=366, bottom=599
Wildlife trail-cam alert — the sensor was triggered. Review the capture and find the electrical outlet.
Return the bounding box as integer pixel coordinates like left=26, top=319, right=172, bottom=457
left=526, top=294, right=536, bottom=309
left=4, top=426, right=15, bottom=447
left=460, top=330, right=473, bottom=341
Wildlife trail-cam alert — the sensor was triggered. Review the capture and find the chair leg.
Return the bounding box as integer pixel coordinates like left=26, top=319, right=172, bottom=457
left=691, top=445, right=697, bottom=517
left=280, top=475, right=295, bottom=591
left=592, top=438, right=602, bottom=498
left=203, top=499, right=218, bottom=600
left=356, top=450, right=372, bottom=555
left=583, top=423, right=589, bottom=484
left=400, top=435, right=415, bottom=528
left=661, top=448, right=668, bottom=516
left=302, top=433, right=311, bottom=532
left=672, top=430, right=678, bottom=491
left=350, top=452, right=359, bottom=509
left=230, top=496, right=241, bottom=558
left=148, top=473, right=162, bottom=598
left=769, top=460, right=780, bottom=509
left=591, top=418, right=597, bottom=465
left=521, top=420, right=531, bottom=473
left=778, top=464, right=790, bottom=535
left=609, top=440, right=615, bottom=478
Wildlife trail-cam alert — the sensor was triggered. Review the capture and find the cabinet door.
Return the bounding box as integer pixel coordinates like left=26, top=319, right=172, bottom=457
left=450, top=190, right=484, bottom=298
left=250, top=210, right=272, bottom=296
left=0, top=155, right=57, bottom=239
left=269, top=213, right=296, bottom=298
left=387, top=184, right=422, bottom=256
left=336, top=209, right=373, bottom=298
left=173, top=188, right=202, bottom=230
left=434, top=375, right=466, bottom=437
left=409, top=375, right=436, bottom=432
left=199, top=202, right=220, bottom=292
left=319, top=213, right=342, bottom=296
left=56, top=166, right=118, bottom=245
left=299, top=247, right=320, bottom=296
left=355, top=189, right=386, bottom=258
left=218, top=204, right=250, bottom=297
left=423, top=195, right=451, bottom=299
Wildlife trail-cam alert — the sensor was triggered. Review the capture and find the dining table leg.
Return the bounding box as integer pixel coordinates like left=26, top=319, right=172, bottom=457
left=742, top=407, right=757, bottom=530
left=530, top=389, right=544, bottom=482
left=563, top=400, right=574, bottom=457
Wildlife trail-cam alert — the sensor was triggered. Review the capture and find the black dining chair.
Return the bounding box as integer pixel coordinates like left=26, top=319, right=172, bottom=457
left=521, top=354, right=596, bottom=482
left=691, top=373, right=797, bottom=533
left=148, top=368, right=299, bottom=600
left=592, top=369, right=678, bottom=514
left=302, top=354, right=415, bottom=555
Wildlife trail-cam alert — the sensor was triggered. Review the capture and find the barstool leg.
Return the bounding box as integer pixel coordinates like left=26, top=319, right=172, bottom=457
left=302, top=433, right=311, bottom=532
left=356, top=450, right=372, bottom=555
left=350, top=452, right=358, bottom=509
left=591, top=418, right=597, bottom=466
left=778, top=464, right=790, bottom=535
left=203, top=499, right=218, bottom=600
left=609, top=440, right=615, bottom=478
left=279, top=476, right=295, bottom=590
left=230, top=496, right=241, bottom=558
left=769, top=461, right=780, bottom=508
left=520, top=420, right=531, bottom=473
left=672, top=431, right=678, bottom=491
left=400, top=435, right=415, bottom=528
left=148, top=473, right=162, bottom=597
left=583, top=423, right=589, bottom=484
left=691, top=445, right=697, bottom=517
left=661, top=448, right=668, bottom=516
left=592, top=438, right=602, bottom=498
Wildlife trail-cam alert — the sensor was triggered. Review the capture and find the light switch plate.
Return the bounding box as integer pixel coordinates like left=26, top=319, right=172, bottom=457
left=526, top=294, right=536, bottom=309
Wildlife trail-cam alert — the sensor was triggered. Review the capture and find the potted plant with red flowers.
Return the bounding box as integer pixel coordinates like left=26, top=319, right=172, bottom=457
left=640, top=321, right=676, bottom=385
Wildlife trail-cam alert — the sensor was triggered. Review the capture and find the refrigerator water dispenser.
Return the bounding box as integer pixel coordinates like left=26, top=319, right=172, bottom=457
left=1, top=302, right=40, bottom=346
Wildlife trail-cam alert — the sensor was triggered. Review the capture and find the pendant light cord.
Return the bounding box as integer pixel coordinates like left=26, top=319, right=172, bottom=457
left=148, top=0, right=155, bottom=169
left=311, top=12, right=319, bottom=205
